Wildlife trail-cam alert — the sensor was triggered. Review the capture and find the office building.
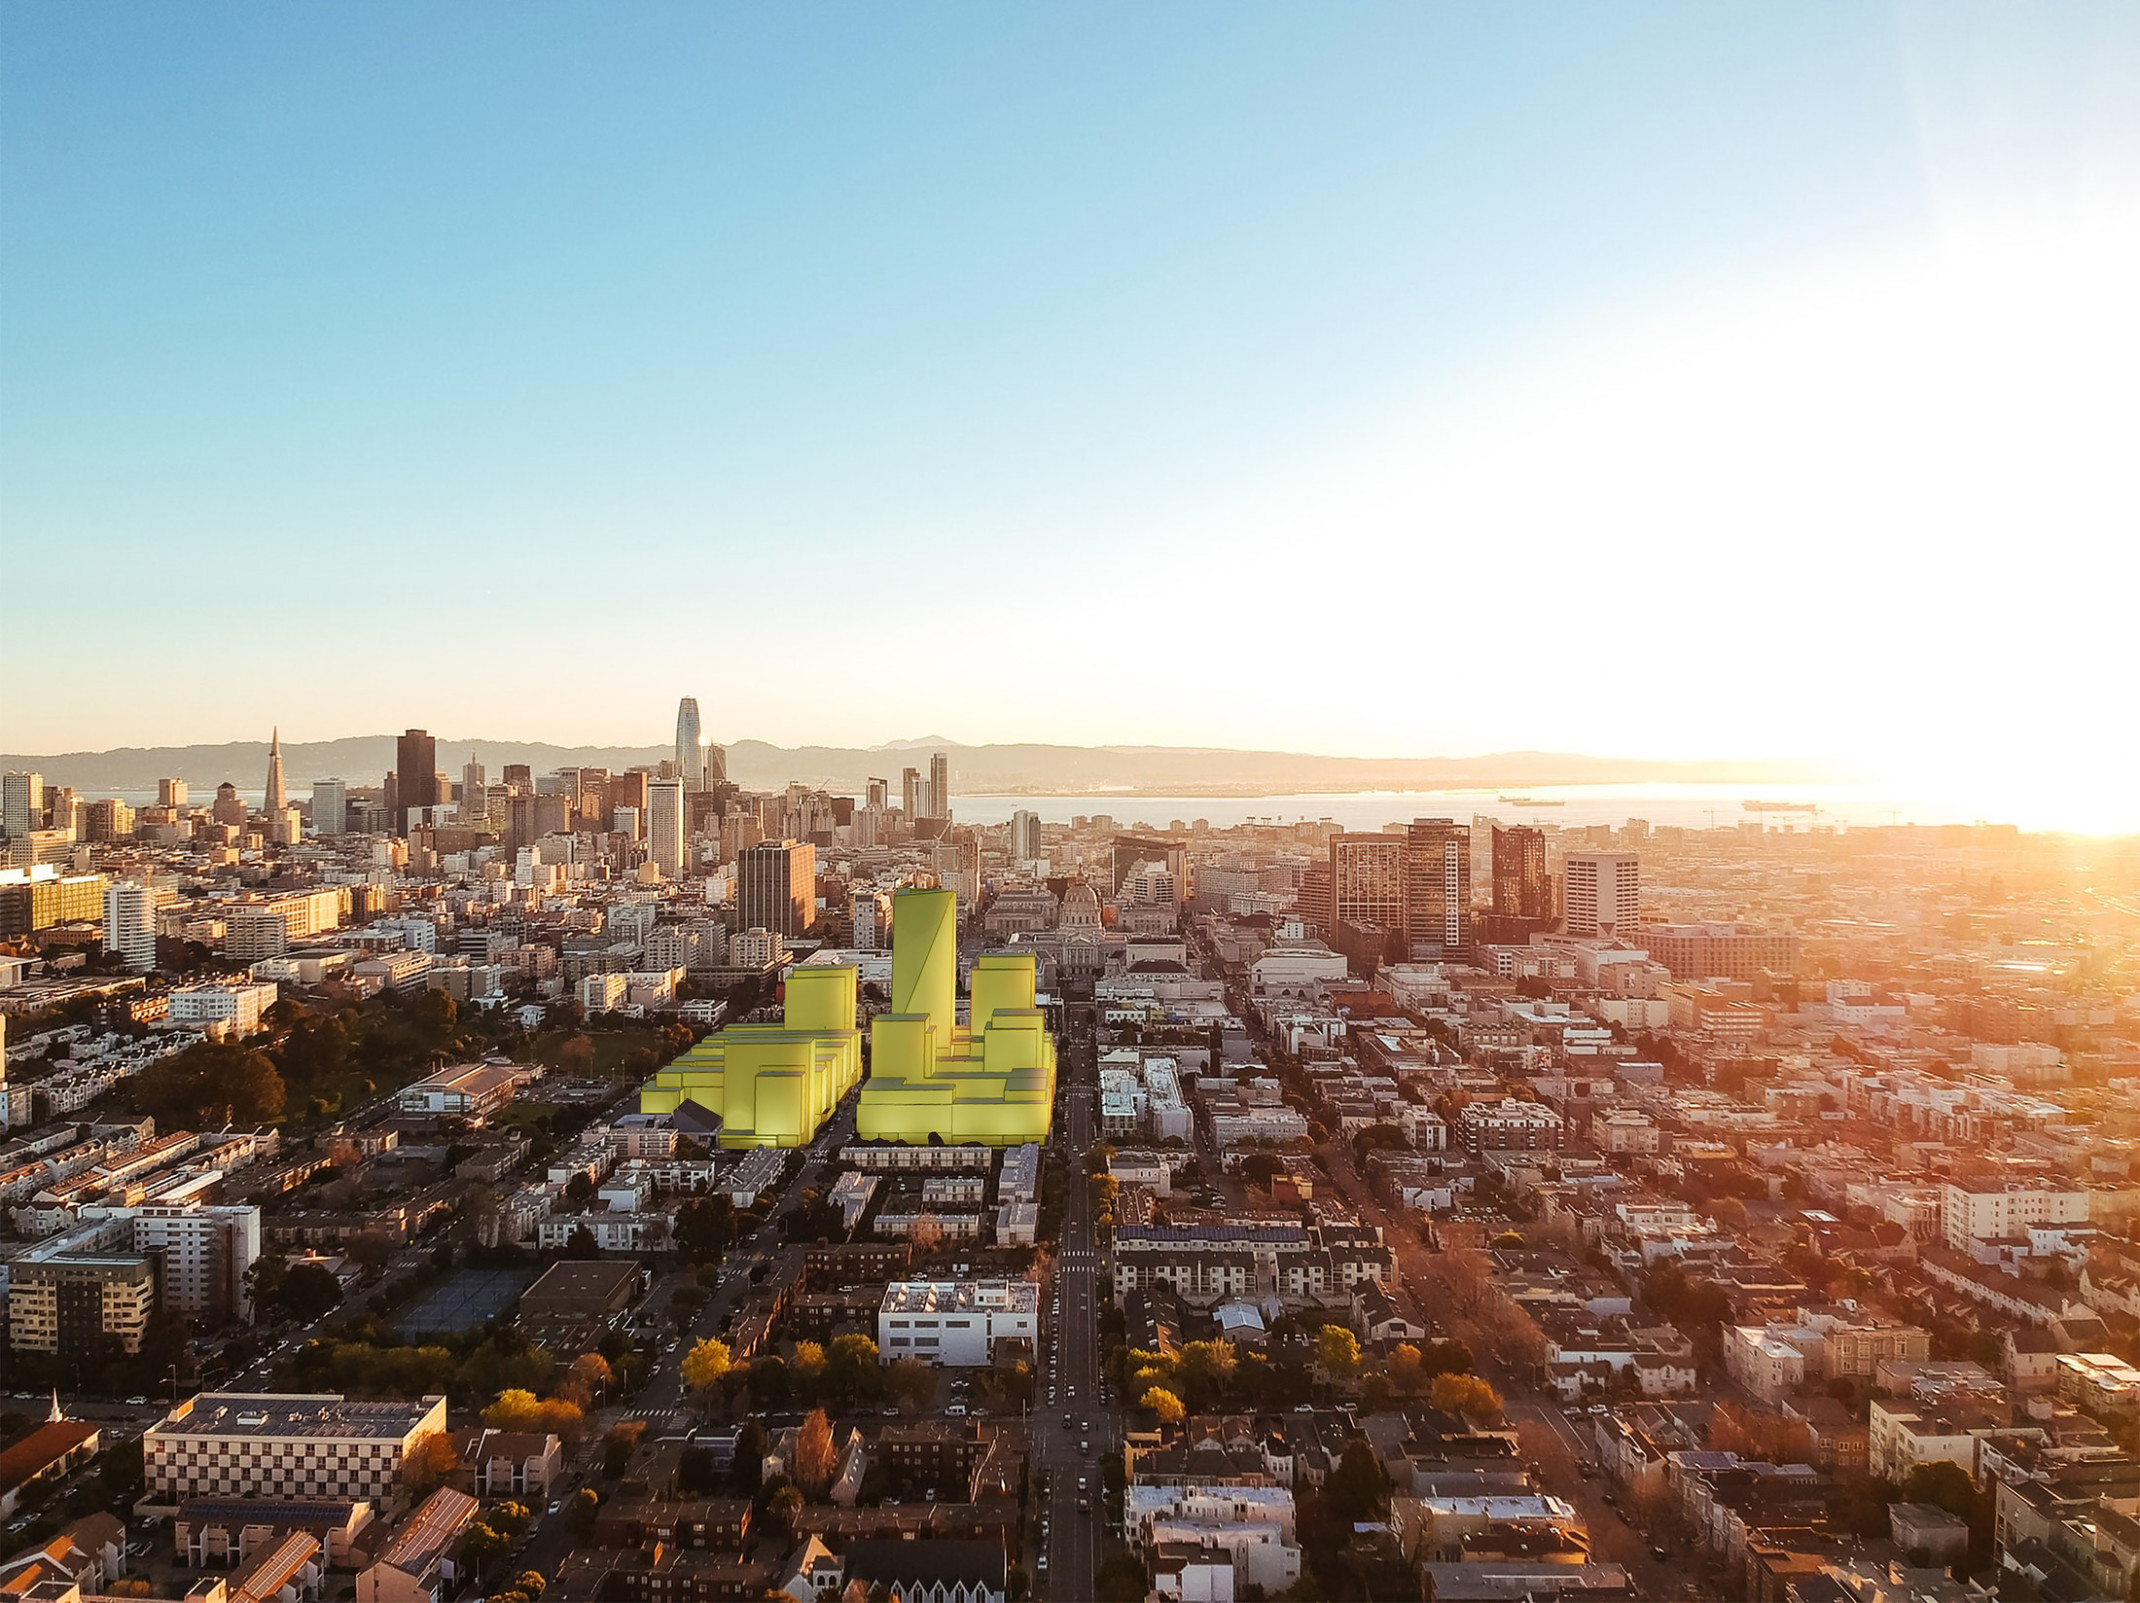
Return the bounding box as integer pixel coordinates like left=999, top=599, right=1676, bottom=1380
left=928, top=751, right=950, bottom=821
left=867, top=777, right=890, bottom=811
left=393, top=730, right=438, bottom=826
left=737, top=839, right=816, bottom=936
left=1, top=773, right=42, bottom=838
left=901, top=767, right=922, bottom=818
left=1491, top=825, right=1552, bottom=920
left=158, top=778, right=189, bottom=809
left=1563, top=851, right=1640, bottom=938
left=207, top=783, right=246, bottom=828
left=1009, top=810, right=1041, bottom=861
left=1112, top=835, right=1188, bottom=910
left=84, top=799, right=133, bottom=842
left=1328, top=832, right=1406, bottom=936
left=646, top=780, right=687, bottom=877
left=1404, top=817, right=1471, bottom=957
left=878, top=1279, right=1038, bottom=1366
left=43, top=785, right=81, bottom=838
left=310, top=778, right=348, bottom=836
left=606, top=770, right=649, bottom=834
left=145, top=1393, right=448, bottom=1506
left=1638, top=921, right=1799, bottom=982
left=263, top=727, right=287, bottom=815
left=104, top=881, right=156, bottom=973
left=676, top=697, right=704, bottom=789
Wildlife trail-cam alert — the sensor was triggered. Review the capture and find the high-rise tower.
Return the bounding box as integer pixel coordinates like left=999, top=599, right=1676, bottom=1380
left=676, top=698, right=704, bottom=790
left=394, top=730, right=438, bottom=829
left=737, top=839, right=817, bottom=936
left=1491, top=826, right=1552, bottom=920
left=928, top=751, right=950, bottom=821
left=1564, top=851, right=1640, bottom=938
left=263, top=728, right=287, bottom=815
left=646, top=779, right=687, bottom=877
left=1404, top=817, right=1472, bottom=957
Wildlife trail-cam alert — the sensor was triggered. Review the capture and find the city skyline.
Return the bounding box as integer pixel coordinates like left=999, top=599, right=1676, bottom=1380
left=6, top=10, right=2138, bottom=1599
left=4, top=4, right=2136, bottom=816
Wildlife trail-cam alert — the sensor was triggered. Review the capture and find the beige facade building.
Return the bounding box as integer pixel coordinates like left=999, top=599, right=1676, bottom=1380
left=8, top=1253, right=156, bottom=1355
left=146, top=1392, right=448, bottom=1507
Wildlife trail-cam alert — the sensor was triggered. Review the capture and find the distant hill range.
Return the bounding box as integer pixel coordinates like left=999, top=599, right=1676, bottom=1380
left=0, top=736, right=1831, bottom=797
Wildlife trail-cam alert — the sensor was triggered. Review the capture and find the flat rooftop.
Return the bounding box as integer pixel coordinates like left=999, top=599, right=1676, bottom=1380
left=881, top=1280, right=1038, bottom=1315
left=155, top=1393, right=440, bottom=1440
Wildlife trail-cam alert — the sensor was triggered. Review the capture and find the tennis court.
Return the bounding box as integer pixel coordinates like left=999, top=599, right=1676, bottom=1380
left=397, top=1266, right=539, bottom=1336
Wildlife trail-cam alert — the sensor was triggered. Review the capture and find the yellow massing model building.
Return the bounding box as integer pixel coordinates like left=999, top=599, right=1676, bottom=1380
left=638, top=887, right=1054, bottom=1148
left=856, top=888, right=1056, bottom=1146
left=638, top=962, right=863, bottom=1148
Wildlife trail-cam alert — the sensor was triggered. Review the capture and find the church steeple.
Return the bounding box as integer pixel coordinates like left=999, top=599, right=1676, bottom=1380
left=264, top=726, right=287, bottom=814
left=48, top=1387, right=62, bottom=1424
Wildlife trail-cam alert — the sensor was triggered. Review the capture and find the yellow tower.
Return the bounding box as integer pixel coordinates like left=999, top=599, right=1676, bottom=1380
left=855, top=889, right=1055, bottom=1146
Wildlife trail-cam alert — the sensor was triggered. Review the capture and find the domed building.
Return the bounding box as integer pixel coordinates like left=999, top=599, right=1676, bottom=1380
left=1058, top=878, right=1102, bottom=931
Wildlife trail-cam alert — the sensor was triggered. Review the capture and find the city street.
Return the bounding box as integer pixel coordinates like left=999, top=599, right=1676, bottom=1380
left=1036, top=1081, right=1107, bottom=1600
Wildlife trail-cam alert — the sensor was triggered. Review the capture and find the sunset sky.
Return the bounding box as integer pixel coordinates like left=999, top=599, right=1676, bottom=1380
left=4, top=4, right=2136, bottom=809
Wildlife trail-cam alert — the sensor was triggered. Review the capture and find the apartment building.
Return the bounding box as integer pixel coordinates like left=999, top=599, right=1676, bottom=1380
left=1941, top=1178, right=2090, bottom=1252
left=8, top=1252, right=155, bottom=1355
left=1124, top=1483, right=1302, bottom=1596
left=1456, top=1097, right=1565, bottom=1154
left=166, top=982, right=279, bottom=1036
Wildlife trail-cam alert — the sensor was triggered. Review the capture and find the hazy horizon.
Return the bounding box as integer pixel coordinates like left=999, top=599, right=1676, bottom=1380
left=6, top=4, right=2137, bottom=816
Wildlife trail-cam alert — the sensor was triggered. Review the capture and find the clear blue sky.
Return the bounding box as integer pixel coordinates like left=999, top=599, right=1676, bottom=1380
left=5, top=3, right=2137, bottom=800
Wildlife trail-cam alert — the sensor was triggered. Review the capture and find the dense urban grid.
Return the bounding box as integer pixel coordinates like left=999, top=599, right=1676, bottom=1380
left=3, top=710, right=2140, bottom=1603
